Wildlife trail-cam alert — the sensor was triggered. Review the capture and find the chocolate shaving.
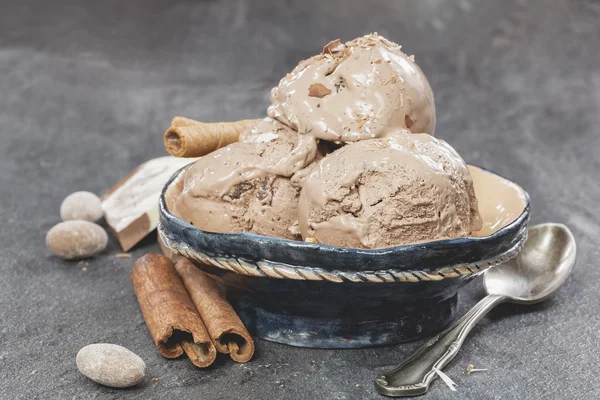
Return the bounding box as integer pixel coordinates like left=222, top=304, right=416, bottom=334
left=322, top=39, right=343, bottom=54
left=308, top=83, right=332, bottom=98
left=227, top=182, right=254, bottom=200
left=256, top=178, right=273, bottom=204
left=334, top=78, right=346, bottom=93
left=356, top=117, right=369, bottom=129
left=382, top=73, right=400, bottom=85
left=405, top=114, right=414, bottom=128
left=374, top=59, right=382, bottom=64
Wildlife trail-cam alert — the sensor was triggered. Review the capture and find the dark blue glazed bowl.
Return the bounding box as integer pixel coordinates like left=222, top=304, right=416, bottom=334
left=158, top=165, right=529, bottom=348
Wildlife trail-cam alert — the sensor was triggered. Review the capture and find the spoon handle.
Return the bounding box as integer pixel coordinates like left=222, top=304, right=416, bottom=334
left=375, top=294, right=506, bottom=397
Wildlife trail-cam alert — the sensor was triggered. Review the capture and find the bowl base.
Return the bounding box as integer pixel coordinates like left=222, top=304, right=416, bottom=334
left=231, top=293, right=458, bottom=349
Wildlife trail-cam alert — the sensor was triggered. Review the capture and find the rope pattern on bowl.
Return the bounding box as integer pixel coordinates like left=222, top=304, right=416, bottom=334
left=159, top=226, right=526, bottom=283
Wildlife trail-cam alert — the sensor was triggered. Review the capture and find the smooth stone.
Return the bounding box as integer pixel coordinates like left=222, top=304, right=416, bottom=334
left=76, top=343, right=146, bottom=388
left=60, top=191, right=104, bottom=222
left=46, top=220, right=108, bottom=260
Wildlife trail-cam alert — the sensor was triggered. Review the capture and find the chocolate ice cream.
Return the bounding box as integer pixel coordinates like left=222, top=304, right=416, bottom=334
left=298, top=133, right=482, bottom=249
left=169, top=33, right=482, bottom=249
left=171, top=118, right=318, bottom=240
left=268, top=33, right=435, bottom=143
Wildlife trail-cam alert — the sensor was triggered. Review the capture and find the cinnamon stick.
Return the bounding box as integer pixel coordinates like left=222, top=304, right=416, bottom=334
left=130, top=254, right=216, bottom=367
left=164, top=117, right=260, bottom=158
left=175, top=259, right=255, bottom=363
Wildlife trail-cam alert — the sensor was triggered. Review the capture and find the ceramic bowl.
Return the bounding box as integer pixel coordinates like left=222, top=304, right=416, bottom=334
left=158, top=165, right=529, bottom=348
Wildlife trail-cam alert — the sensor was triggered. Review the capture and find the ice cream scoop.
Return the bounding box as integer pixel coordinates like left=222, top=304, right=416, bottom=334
left=171, top=118, right=319, bottom=240
left=298, top=133, right=482, bottom=248
left=268, top=33, right=435, bottom=143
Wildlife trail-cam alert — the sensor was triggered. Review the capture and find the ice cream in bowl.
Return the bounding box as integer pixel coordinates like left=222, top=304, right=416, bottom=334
left=158, top=34, right=529, bottom=348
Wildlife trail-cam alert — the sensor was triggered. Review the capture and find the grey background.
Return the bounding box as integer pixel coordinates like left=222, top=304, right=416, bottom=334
left=1, top=0, right=599, bottom=399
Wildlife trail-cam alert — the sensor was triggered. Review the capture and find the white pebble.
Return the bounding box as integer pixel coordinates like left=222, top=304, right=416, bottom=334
left=46, top=220, right=108, bottom=260
left=76, top=344, right=146, bottom=388
left=60, top=191, right=104, bottom=222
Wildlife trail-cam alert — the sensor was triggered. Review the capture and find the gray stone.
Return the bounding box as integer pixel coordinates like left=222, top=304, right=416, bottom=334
left=76, top=344, right=146, bottom=388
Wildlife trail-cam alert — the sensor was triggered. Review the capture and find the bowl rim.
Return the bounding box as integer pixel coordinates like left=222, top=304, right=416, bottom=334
left=158, top=164, right=530, bottom=283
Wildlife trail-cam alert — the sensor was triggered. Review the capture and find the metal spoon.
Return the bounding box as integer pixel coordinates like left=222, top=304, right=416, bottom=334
left=375, top=223, right=576, bottom=397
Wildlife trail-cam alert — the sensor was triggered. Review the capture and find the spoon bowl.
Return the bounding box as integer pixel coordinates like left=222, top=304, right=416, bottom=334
left=484, top=223, right=576, bottom=304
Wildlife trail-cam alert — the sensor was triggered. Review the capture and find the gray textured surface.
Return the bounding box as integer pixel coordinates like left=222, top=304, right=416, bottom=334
left=1, top=0, right=599, bottom=399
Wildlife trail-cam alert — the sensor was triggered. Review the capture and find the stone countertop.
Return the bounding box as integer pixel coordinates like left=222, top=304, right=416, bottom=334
left=1, top=0, right=599, bottom=399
